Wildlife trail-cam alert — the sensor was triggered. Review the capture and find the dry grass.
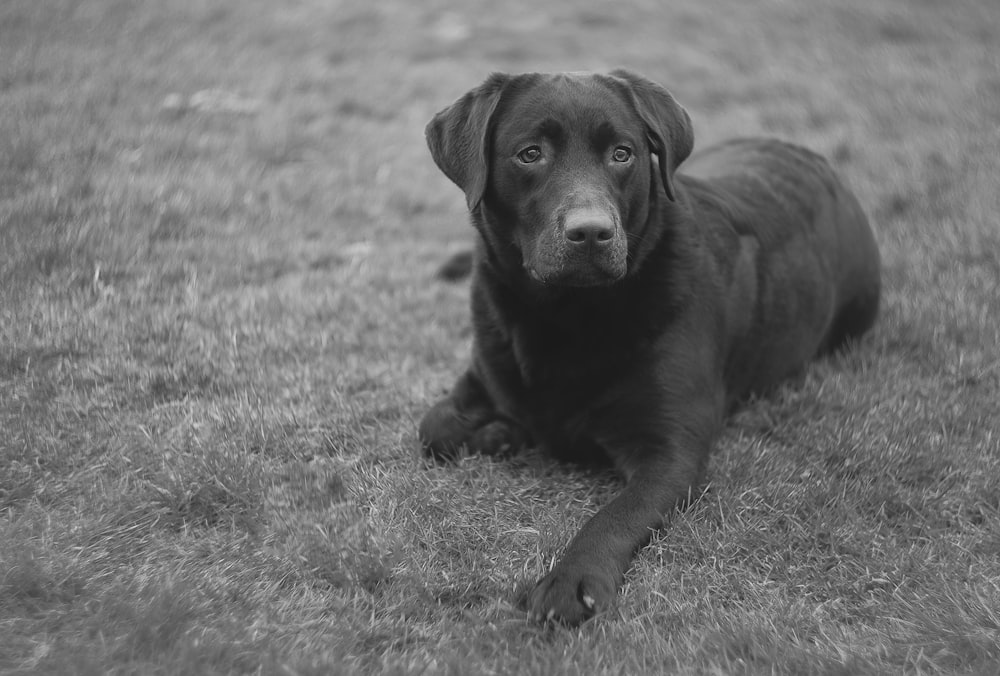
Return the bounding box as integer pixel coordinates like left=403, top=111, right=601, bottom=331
left=1, top=0, right=998, bottom=673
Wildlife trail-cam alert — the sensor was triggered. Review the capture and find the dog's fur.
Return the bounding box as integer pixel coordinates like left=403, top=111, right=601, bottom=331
left=418, top=70, right=880, bottom=625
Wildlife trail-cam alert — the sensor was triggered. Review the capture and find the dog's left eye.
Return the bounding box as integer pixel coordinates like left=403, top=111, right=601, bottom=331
left=517, top=146, right=542, bottom=164
left=612, top=146, right=633, bottom=163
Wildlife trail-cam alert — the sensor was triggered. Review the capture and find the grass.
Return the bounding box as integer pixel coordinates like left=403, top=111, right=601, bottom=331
left=1, top=0, right=998, bottom=673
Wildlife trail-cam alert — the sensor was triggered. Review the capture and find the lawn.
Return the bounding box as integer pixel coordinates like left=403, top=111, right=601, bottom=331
left=1, top=0, right=998, bottom=673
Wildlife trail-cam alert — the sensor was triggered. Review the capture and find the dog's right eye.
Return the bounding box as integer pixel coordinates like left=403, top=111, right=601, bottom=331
left=517, top=146, right=542, bottom=164
left=612, top=146, right=633, bottom=163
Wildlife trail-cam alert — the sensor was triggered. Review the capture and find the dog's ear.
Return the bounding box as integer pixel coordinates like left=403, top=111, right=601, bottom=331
left=425, top=73, right=510, bottom=210
left=608, top=69, right=693, bottom=202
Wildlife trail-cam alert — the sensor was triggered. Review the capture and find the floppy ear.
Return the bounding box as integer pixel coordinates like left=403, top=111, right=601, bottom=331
left=425, top=73, right=510, bottom=210
left=608, top=69, right=693, bottom=202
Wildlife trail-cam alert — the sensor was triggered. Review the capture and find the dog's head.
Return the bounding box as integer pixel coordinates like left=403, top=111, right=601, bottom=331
left=426, top=70, right=693, bottom=288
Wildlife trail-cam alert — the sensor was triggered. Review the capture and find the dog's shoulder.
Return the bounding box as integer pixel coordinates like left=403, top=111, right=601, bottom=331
left=684, top=138, right=838, bottom=202
left=681, top=138, right=846, bottom=244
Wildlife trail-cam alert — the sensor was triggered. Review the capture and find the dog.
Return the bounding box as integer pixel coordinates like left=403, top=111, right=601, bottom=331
left=418, top=69, right=880, bottom=625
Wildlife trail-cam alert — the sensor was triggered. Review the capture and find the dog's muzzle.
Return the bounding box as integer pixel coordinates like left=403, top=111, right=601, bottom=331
left=525, top=206, right=627, bottom=287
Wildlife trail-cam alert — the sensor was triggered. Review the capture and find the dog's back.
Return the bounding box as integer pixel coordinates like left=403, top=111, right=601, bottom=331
left=680, top=138, right=880, bottom=397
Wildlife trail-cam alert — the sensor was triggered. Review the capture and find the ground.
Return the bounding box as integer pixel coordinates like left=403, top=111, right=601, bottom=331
left=1, top=0, right=998, bottom=674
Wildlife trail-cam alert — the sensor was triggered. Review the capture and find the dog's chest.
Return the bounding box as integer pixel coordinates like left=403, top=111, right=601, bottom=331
left=504, top=320, right=660, bottom=462
left=512, top=318, right=650, bottom=407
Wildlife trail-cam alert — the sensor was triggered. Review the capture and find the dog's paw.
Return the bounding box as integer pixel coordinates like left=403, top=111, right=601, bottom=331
left=527, top=565, right=615, bottom=625
left=418, top=401, right=469, bottom=463
left=420, top=404, right=527, bottom=462
left=469, top=419, right=526, bottom=457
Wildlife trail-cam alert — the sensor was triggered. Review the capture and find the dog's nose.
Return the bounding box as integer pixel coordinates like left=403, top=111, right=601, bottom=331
left=564, top=210, right=616, bottom=246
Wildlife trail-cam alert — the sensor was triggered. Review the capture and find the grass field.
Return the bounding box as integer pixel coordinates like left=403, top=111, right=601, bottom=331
left=2, top=0, right=999, bottom=673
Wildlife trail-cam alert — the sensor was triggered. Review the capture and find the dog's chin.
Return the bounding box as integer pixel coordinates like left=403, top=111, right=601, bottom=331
left=526, top=265, right=626, bottom=289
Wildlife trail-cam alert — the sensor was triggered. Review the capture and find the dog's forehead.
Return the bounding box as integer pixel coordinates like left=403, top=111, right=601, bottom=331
left=495, top=73, right=638, bottom=139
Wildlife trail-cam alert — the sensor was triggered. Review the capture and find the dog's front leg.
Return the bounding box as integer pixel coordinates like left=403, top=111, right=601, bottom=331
left=526, top=427, right=712, bottom=625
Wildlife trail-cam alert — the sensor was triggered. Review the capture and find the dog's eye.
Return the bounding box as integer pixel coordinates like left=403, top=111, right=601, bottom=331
left=612, top=146, right=633, bottom=163
left=517, top=146, right=542, bottom=164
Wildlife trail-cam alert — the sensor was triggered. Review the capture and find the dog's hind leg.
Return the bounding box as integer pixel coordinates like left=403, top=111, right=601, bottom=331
left=419, top=370, right=528, bottom=462
left=820, top=285, right=880, bottom=354
left=820, top=190, right=881, bottom=354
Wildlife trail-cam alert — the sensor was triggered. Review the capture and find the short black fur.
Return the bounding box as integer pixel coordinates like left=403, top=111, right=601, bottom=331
left=420, top=70, right=881, bottom=625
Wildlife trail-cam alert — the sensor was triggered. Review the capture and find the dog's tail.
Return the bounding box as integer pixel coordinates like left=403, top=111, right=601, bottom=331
left=436, top=249, right=473, bottom=281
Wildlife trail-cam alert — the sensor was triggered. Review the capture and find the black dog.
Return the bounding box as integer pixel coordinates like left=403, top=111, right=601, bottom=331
left=419, top=70, right=880, bottom=625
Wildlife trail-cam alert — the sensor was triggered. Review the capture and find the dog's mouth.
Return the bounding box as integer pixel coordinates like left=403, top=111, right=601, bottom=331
left=525, top=262, right=626, bottom=288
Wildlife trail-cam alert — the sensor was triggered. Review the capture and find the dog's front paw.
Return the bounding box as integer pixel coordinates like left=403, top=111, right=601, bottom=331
left=469, top=419, right=527, bottom=457
left=419, top=398, right=470, bottom=462
left=420, top=400, right=527, bottom=462
left=527, top=564, right=615, bottom=625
